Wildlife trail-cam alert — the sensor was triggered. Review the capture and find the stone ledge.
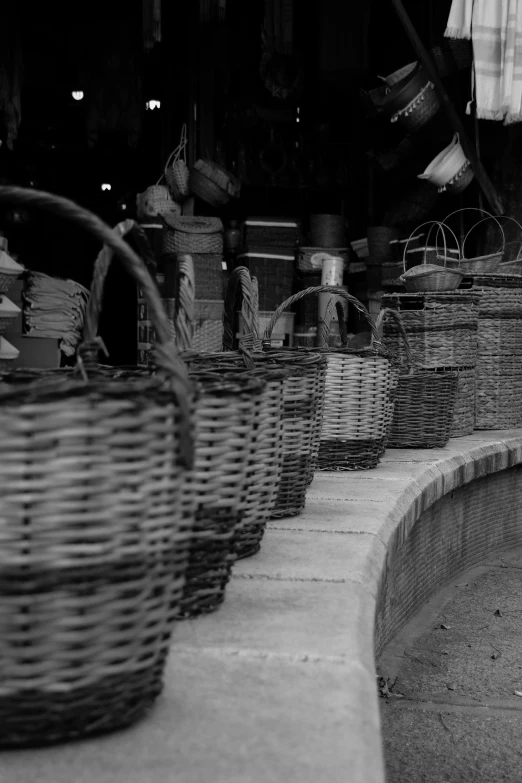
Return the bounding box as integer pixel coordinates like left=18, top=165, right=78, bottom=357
left=5, top=430, right=522, bottom=783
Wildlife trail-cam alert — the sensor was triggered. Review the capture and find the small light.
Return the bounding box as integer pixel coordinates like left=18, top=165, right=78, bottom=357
left=121, top=203, right=127, bottom=210
left=296, top=117, right=300, bottom=122
left=72, top=91, right=84, bottom=101
left=146, top=100, right=161, bottom=111
left=297, top=106, right=300, bottom=114
left=101, top=183, right=111, bottom=192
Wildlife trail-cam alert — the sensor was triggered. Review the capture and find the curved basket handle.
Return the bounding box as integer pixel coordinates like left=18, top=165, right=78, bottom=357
left=318, top=296, right=349, bottom=348
left=0, top=185, right=194, bottom=468
left=461, top=216, right=505, bottom=258
left=173, top=254, right=196, bottom=352
left=402, top=221, right=461, bottom=273
left=222, top=266, right=260, bottom=352
left=375, top=307, right=414, bottom=371
left=263, top=286, right=381, bottom=347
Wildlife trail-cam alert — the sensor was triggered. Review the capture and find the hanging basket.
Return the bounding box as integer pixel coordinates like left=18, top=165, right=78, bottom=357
left=418, top=133, right=473, bottom=193
left=263, top=286, right=398, bottom=471
left=164, top=124, right=191, bottom=202
left=381, top=63, right=440, bottom=131
left=0, top=186, right=195, bottom=747
left=136, top=184, right=181, bottom=220
left=189, top=159, right=241, bottom=207
left=377, top=308, right=458, bottom=448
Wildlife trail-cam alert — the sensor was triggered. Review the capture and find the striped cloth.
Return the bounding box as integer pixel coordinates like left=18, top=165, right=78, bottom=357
left=445, top=0, right=522, bottom=124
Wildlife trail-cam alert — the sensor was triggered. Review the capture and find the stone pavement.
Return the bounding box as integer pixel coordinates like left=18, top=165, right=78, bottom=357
left=379, top=546, right=522, bottom=783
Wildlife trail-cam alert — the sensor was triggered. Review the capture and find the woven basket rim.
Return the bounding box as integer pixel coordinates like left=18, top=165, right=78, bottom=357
left=163, top=215, right=223, bottom=234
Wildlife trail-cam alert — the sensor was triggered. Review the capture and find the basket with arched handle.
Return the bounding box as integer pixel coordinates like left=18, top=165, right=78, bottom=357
left=400, top=221, right=464, bottom=292
left=376, top=308, right=458, bottom=448
left=0, top=186, right=196, bottom=747
left=168, top=258, right=283, bottom=564
left=264, top=286, right=398, bottom=471
left=440, top=207, right=512, bottom=274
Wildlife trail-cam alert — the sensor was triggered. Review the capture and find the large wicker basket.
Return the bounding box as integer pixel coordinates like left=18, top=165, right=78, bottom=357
left=381, top=291, right=479, bottom=437
left=0, top=186, right=195, bottom=747
left=264, top=286, right=398, bottom=471
left=470, top=276, right=522, bottom=430
left=377, top=308, right=458, bottom=448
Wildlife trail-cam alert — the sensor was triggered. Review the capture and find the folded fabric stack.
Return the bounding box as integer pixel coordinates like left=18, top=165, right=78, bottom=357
left=23, top=272, right=89, bottom=356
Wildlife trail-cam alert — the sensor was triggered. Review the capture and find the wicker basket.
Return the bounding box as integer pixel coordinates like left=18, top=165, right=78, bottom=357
left=189, top=159, right=241, bottom=207
left=175, top=260, right=285, bottom=560
left=384, top=63, right=440, bottom=131
left=264, top=286, right=397, bottom=471
left=237, top=251, right=295, bottom=311
left=400, top=221, right=464, bottom=292
left=164, top=125, right=190, bottom=202
left=0, top=185, right=196, bottom=747
left=378, top=308, right=458, bottom=448
left=441, top=208, right=508, bottom=274
left=136, top=184, right=181, bottom=220
left=470, top=277, right=522, bottom=430
left=164, top=295, right=224, bottom=353
left=380, top=290, right=479, bottom=368
left=162, top=215, right=223, bottom=255
left=222, top=267, right=327, bottom=516
left=177, top=370, right=265, bottom=615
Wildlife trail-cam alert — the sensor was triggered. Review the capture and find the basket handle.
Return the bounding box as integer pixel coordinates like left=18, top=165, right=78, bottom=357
left=222, top=266, right=261, bottom=352
left=0, top=185, right=194, bottom=468
left=402, top=221, right=461, bottom=273
left=318, top=297, right=349, bottom=347
left=375, top=307, right=414, bottom=372
left=173, top=254, right=196, bottom=352
left=263, top=286, right=381, bottom=347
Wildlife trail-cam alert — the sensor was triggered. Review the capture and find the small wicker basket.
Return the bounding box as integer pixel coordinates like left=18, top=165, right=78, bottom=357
left=189, top=159, right=241, bottom=207
left=400, top=221, right=464, bottom=293
left=162, top=215, right=224, bottom=254
left=164, top=124, right=190, bottom=202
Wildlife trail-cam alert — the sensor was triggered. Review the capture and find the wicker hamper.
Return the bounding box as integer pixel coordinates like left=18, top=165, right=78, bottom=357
left=378, top=308, right=458, bottom=448
left=0, top=186, right=196, bottom=747
left=162, top=215, right=223, bottom=255
left=243, top=217, right=300, bottom=250
left=381, top=291, right=479, bottom=437
left=471, top=277, right=522, bottom=429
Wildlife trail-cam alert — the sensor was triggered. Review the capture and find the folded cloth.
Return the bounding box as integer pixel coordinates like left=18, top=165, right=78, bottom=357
left=23, top=272, right=89, bottom=355
left=445, top=0, right=522, bottom=123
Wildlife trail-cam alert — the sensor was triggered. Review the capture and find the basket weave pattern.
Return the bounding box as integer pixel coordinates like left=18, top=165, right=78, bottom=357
left=0, top=270, right=21, bottom=295
left=239, top=254, right=295, bottom=311
left=177, top=373, right=264, bottom=617
left=0, top=186, right=196, bottom=747
left=381, top=293, right=479, bottom=368
left=473, top=283, right=522, bottom=429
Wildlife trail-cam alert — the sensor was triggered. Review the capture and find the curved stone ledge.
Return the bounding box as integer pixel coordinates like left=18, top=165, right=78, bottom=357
left=4, top=430, right=522, bottom=783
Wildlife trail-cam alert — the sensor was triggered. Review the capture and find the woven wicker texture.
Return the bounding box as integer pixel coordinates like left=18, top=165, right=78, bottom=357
left=164, top=126, right=190, bottom=202
left=178, top=370, right=264, bottom=616
left=243, top=219, right=300, bottom=250
left=223, top=267, right=327, bottom=514
left=164, top=295, right=224, bottom=354
left=265, top=286, right=396, bottom=472
left=381, top=292, right=479, bottom=368
left=176, top=259, right=285, bottom=557
left=446, top=365, right=476, bottom=437
left=475, top=319, right=522, bottom=430
left=377, top=308, right=458, bottom=448
left=190, top=159, right=241, bottom=207
left=162, top=216, right=223, bottom=255
left=136, top=185, right=181, bottom=220
left=0, top=187, right=195, bottom=747
left=237, top=252, right=295, bottom=311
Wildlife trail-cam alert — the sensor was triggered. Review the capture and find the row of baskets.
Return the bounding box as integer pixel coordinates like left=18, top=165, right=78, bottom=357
left=0, top=186, right=518, bottom=749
